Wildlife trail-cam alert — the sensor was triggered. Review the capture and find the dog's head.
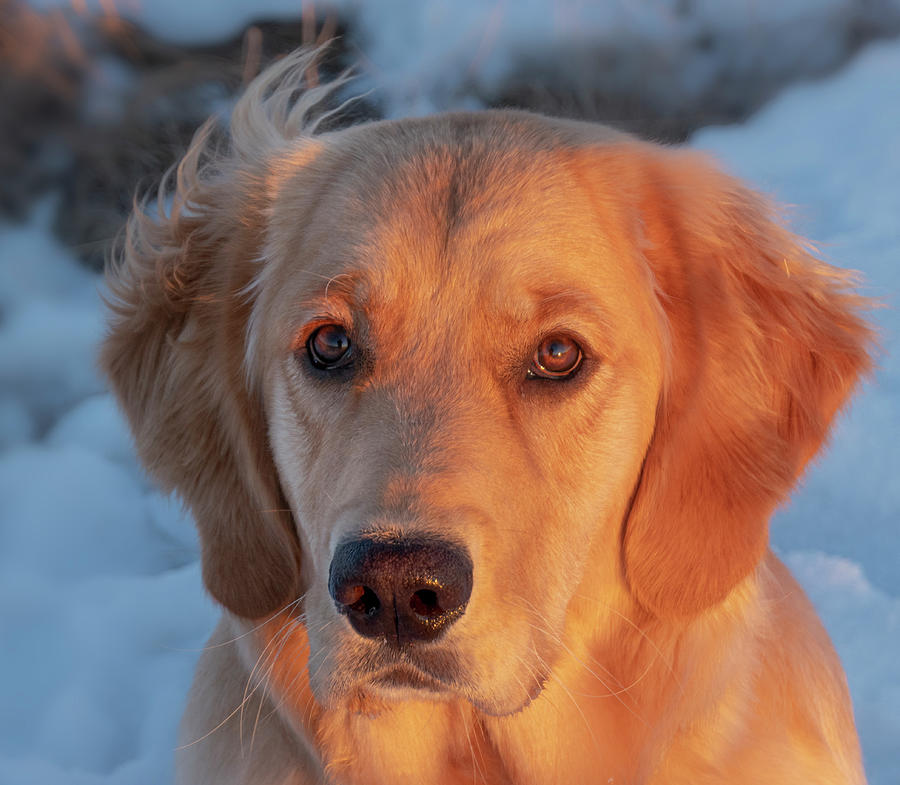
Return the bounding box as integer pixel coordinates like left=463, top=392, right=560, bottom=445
left=102, top=52, right=873, bottom=717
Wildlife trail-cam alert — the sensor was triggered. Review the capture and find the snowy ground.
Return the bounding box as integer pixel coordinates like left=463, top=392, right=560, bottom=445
left=2, top=3, right=898, bottom=784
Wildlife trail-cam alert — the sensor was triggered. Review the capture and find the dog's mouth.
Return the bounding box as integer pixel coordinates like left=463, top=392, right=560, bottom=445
left=370, top=664, right=449, bottom=694
left=357, top=656, right=547, bottom=717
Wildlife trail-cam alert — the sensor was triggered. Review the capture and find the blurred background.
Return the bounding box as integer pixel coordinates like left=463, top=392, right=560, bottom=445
left=1, top=1, right=898, bottom=783
left=5, top=0, right=900, bottom=270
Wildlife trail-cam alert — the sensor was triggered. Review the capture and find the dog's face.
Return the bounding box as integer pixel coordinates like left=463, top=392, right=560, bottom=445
left=250, top=124, right=665, bottom=713
left=102, top=90, right=871, bottom=720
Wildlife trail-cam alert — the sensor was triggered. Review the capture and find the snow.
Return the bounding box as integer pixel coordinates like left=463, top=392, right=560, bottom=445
left=0, top=207, right=216, bottom=784
left=31, top=0, right=900, bottom=117
left=3, top=3, right=899, bottom=784
left=786, top=552, right=900, bottom=779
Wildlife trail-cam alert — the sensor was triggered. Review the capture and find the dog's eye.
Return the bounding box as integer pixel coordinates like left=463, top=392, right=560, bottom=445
left=307, top=324, right=353, bottom=370
left=528, top=335, right=583, bottom=379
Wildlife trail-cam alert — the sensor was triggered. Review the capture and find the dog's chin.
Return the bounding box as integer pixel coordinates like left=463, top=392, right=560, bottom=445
left=370, top=664, right=450, bottom=694
left=365, top=665, right=457, bottom=706
left=319, top=662, right=546, bottom=719
left=307, top=623, right=553, bottom=717
left=473, top=690, right=544, bottom=717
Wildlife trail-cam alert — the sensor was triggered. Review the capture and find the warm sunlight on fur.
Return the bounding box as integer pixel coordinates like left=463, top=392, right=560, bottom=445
left=101, top=49, right=873, bottom=785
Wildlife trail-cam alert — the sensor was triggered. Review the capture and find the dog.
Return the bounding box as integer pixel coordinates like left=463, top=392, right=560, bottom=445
left=102, top=49, right=873, bottom=785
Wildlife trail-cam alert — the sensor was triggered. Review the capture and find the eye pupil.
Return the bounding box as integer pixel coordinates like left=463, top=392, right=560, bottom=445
left=308, top=324, right=352, bottom=369
left=547, top=340, right=568, bottom=358
left=532, top=335, right=583, bottom=379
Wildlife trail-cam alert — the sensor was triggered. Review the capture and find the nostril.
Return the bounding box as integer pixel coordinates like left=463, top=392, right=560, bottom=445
left=337, top=584, right=381, bottom=617
left=349, top=586, right=380, bottom=617
left=409, top=588, right=442, bottom=618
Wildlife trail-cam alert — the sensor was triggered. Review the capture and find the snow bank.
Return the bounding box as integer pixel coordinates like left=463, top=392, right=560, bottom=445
left=0, top=206, right=218, bottom=785
left=786, top=552, right=900, bottom=780
left=30, top=0, right=900, bottom=118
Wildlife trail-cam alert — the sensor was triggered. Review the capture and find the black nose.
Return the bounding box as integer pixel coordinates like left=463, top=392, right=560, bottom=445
left=328, top=534, right=473, bottom=646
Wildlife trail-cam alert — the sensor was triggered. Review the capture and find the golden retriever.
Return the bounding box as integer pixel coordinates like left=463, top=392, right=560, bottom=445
left=102, top=50, right=873, bottom=785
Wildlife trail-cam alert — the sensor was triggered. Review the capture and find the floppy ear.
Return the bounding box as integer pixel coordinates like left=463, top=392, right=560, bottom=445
left=621, top=148, right=874, bottom=618
left=100, top=126, right=302, bottom=619
left=101, top=50, right=346, bottom=618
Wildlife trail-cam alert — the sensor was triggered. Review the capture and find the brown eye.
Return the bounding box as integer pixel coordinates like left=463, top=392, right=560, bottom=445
left=307, top=324, right=353, bottom=370
left=529, top=335, right=583, bottom=379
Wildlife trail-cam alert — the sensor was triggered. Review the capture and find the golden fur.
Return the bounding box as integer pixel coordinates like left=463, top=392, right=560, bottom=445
left=102, top=50, right=873, bottom=785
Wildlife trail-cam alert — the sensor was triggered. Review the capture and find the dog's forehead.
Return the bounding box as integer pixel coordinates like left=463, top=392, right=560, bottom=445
left=277, top=119, right=640, bottom=314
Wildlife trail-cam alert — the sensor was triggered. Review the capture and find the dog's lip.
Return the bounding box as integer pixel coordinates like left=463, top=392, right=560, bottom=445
left=370, top=664, right=450, bottom=693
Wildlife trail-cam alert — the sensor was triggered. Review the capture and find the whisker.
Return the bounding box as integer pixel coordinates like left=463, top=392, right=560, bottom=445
left=176, top=621, right=299, bottom=755
left=175, top=696, right=256, bottom=751
left=547, top=668, right=607, bottom=755
left=510, top=597, right=650, bottom=727
left=261, top=618, right=338, bottom=724
left=166, top=593, right=305, bottom=653
left=457, top=701, right=485, bottom=785
left=240, top=615, right=300, bottom=753
left=572, top=592, right=685, bottom=697
left=175, top=603, right=306, bottom=751
left=249, top=617, right=304, bottom=756
left=512, top=596, right=628, bottom=690
left=248, top=681, right=269, bottom=757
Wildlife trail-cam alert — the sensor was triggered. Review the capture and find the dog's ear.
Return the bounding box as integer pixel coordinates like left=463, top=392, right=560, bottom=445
left=101, top=51, right=344, bottom=618
left=100, top=126, right=302, bottom=619
left=620, top=148, right=874, bottom=618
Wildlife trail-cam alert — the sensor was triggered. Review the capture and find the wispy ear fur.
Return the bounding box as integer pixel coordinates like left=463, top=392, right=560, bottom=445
left=100, top=49, right=350, bottom=618
left=622, top=148, right=875, bottom=618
